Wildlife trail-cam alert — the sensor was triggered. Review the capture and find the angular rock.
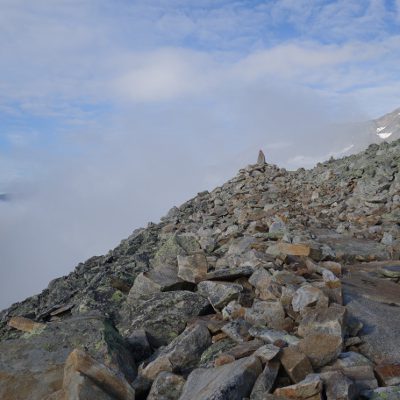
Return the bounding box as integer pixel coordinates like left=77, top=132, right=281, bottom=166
left=147, top=372, right=185, bottom=400
left=253, top=344, right=280, bottom=363
left=205, top=266, right=255, bottom=281
left=298, top=333, right=342, bottom=368
left=0, top=316, right=136, bottom=400
left=179, top=356, right=262, bottom=400
left=62, top=349, right=135, bottom=400
left=280, top=346, right=313, bottom=383
left=221, top=319, right=252, bottom=343
left=249, top=326, right=300, bottom=346
left=153, top=234, right=200, bottom=267
left=197, top=281, right=243, bottom=309
left=274, top=374, right=322, bottom=399
left=248, top=268, right=278, bottom=300
left=267, top=242, right=320, bottom=260
left=222, top=300, right=245, bottom=321
left=214, top=354, right=235, bottom=366
left=119, top=291, right=210, bottom=347
left=198, top=338, right=236, bottom=368
left=319, top=370, right=357, bottom=400
left=292, top=285, right=328, bottom=313
left=7, top=316, right=45, bottom=333
left=322, top=352, right=378, bottom=392
left=62, top=371, right=116, bottom=400
left=320, top=261, right=342, bottom=276
left=225, top=339, right=264, bottom=359
left=177, top=252, right=208, bottom=283
left=245, top=299, right=286, bottom=329
left=375, top=364, right=400, bottom=386
left=129, top=265, right=191, bottom=299
left=227, top=236, right=257, bottom=256
left=141, top=323, right=211, bottom=380
left=126, top=329, right=152, bottom=362
left=361, top=386, right=400, bottom=400
left=250, top=360, right=280, bottom=400
left=297, top=303, right=345, bottom=338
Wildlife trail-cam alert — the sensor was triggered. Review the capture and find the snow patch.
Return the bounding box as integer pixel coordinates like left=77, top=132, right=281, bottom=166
left=377, top=132, right=392, bottom=139
left=376, top=126, right=386, bottom=133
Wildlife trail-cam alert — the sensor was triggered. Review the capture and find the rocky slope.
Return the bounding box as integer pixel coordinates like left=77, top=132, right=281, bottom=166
left=1, top=140, right=400, bottom=400
left=372, top=107, right=400, bottom=142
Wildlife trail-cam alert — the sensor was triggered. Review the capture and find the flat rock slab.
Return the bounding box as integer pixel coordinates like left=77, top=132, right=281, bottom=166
left=313, top=229, right=391, bottom=261
left=343, top=263, right=400, bottom=364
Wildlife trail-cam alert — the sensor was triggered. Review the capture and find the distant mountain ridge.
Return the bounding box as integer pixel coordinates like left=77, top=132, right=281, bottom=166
left=371, top=106, right=400, bottom=142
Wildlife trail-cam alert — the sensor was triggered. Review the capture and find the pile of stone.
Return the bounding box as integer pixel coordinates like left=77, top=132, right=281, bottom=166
left=0, top=140, right=399, bottom=399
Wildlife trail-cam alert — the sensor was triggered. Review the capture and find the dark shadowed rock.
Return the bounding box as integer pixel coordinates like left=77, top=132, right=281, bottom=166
left=250, top=360, right=280, bottom=399
left=147, top=372, right=185, bottom=400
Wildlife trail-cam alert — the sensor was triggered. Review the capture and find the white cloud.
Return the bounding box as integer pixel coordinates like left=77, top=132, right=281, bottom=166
left=1, top=0, right=400, bottom=309
left=113, top=49, right=220, bottom=102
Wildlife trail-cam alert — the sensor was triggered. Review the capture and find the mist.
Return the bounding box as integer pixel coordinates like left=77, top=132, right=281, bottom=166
left=1, top=0, right=399, bottom=310
left=0, top=85, right=371, bottom=310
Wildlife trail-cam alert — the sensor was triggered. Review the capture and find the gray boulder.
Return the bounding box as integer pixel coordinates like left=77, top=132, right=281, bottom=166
left=179, top=356, right=262, bottom=400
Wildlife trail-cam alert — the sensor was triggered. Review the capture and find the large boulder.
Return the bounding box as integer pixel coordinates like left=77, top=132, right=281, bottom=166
left=118, top=291, right=210, bottom=347
left=0, top=316, right=136, bottom=400
left=141, top=323, right=211, bottom=380
left=179, top=356, right=262, bottom=400
left=61, top=349, right=135, bottom=400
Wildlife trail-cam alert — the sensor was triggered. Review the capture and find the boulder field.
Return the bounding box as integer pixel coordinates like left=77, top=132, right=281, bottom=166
left=1, top=140, right=400, bottom=399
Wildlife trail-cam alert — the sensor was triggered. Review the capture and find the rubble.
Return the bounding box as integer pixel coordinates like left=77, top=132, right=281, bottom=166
left=1, top=139, right=400, bottom=399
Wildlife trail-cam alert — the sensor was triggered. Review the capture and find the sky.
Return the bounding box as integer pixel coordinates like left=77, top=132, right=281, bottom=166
left=1, top=0, right=400, bottom=309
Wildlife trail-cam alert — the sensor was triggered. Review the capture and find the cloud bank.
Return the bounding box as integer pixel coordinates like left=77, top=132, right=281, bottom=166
left=0, top=0, right=399, bottom=308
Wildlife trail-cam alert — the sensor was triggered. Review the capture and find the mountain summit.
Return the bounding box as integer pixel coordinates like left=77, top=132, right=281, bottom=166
left=1, top=139, right=400, bottom=399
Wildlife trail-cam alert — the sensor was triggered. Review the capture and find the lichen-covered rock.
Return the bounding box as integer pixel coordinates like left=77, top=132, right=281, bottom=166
left=147, top=372, right=185, bottom=400
left=197, top=281, right=243, bottom=309
left=0, top=316, right=136, bottom=400
left=118, top=291, right=210, bottom=347
left=2, top=137, right=400, bottom=399
left=141, top=323, right=211, bottom=380
left=245, top=299, right=286, bottom=330
left=177, top=252, right=208, bottom=283
left=179, top=356, right=262, bottom=400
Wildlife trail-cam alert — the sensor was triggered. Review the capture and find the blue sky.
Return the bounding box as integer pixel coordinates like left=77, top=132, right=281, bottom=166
left=1, top=0, right=400, bottom=171
left=0, top=0, right=400, bottom=308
